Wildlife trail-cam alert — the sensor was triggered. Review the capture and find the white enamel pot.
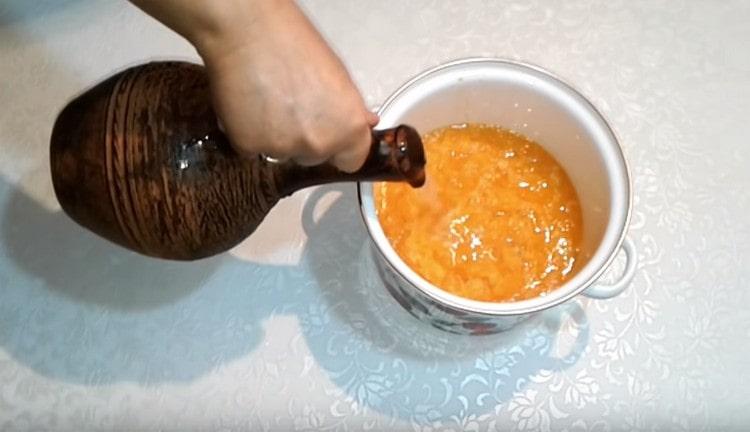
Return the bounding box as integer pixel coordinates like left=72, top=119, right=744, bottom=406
left=358, top=58, right=637, bottom=335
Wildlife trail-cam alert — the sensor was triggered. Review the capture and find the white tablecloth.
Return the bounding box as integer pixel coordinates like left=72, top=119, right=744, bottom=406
left=1, top=1, right=748, bottom=430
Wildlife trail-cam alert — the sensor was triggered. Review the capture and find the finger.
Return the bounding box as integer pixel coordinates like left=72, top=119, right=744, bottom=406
left=292, top=154, right=329, bottom=166
left=366, top=111, right=380, bottom=127
left=330, top=126, right=372, bottom=173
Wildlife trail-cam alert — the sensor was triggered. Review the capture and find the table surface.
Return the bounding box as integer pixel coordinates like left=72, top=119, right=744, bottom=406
left=1, top=1, right=749, bottom=430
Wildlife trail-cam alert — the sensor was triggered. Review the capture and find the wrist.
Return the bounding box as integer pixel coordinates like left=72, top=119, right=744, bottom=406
left=188, top=0, right=293, bottom=62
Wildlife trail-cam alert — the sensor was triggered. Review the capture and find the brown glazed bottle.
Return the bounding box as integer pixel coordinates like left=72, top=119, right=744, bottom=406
left=50, top=62, right=425, bottom=260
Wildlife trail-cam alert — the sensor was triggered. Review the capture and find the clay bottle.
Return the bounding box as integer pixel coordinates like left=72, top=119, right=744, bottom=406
left=50, top=62, right=425, bottom=260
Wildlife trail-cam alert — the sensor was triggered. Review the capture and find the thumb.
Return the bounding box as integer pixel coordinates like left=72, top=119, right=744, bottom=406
left=366, top=110, right=380, bottom=127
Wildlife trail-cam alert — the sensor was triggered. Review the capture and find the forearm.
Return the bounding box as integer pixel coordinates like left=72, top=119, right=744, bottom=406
left=129, top=0, right=290, bottom=57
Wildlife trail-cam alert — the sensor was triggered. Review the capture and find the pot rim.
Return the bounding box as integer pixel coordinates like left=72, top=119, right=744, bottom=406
left=357, top=57, right=633, bottom=316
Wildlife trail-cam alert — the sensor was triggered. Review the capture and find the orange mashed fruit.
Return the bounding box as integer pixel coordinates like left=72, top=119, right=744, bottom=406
left=375, top=123, right=583, bottom=302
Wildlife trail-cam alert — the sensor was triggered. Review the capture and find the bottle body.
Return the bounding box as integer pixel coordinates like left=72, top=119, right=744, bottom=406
left=51, top=62, right=283, bottom=259
left=50, top=62, right=424, bottom=260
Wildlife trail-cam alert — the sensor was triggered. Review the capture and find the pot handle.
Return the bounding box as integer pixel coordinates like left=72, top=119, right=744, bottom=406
left=582, top=237, right=637, bottom=300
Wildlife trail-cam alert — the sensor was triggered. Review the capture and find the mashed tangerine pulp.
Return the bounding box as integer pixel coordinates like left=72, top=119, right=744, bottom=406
left=375, top=123, right=583, bottom=302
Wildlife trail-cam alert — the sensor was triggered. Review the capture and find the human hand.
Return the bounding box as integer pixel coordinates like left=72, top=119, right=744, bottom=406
left=131, top=0, right=377, bottom=172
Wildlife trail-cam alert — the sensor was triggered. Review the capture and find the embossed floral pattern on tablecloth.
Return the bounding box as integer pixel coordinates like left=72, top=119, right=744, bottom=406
left=0, top=0, right=749, bottom=430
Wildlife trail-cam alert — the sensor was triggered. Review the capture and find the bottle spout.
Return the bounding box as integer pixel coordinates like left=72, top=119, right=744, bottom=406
left=382, top=125, right=426, bottom=187
left=355, top=124, right=426, bottom=187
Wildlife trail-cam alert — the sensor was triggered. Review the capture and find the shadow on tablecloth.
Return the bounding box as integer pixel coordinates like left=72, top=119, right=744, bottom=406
left=300, top=185, right=590, bottom=423
left=0, top=0, right=101, bottom=27
left=0, top=174, right=298, bottom=383
left=0, top=175, right=589, bottom=424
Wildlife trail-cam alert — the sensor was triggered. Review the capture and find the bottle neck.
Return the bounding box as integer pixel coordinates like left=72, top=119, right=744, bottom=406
left=276, top=125, right=425, bottom=196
